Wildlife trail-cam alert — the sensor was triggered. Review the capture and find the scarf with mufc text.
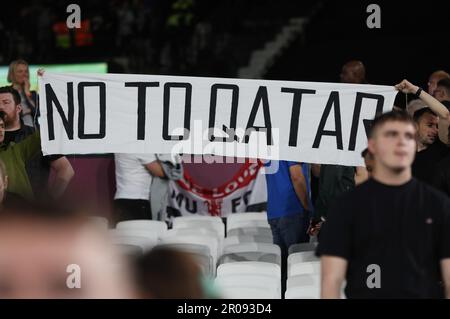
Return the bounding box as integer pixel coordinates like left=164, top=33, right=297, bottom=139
left=166, top=160, right=267, bottom=217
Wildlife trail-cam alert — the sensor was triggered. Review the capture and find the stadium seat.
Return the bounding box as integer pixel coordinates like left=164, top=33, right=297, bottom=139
left=288, top=261, right=320, bottom=277
left=224, top=234, right=273, bottom=247
left=172, top=218, right=225, bottom=238
left=219, top=286, right=280, bottom=299
left=288, top=251, right=319, bottom=267
left=227, top=227, right=273, bottom=238
left=217, top=261, right=281, bottom=279
left=172, top=215, right=223, bottom=224
left=286, top=274, right=346, bottom=299
left=110, top=229, right=159, bottom=243
left=111, top=235, right=156, bottom=253
left=285, top=285, right=320, bottom=299
left=227, top=221, right=270, bottom=234
left=226, top=212, right=268, bottom=232
left=222, top=242, right=280, bottom=255
left=116, top=220, right=168, bottom=239
left=287, top=273, right=320, bottom=289
left=288, top=242, right=318, bottom=255
left=214, top=274, right=281, bottom=299
left=165, top=228, right=223, bottom=257
left=219, top=243, right=281, bottom=266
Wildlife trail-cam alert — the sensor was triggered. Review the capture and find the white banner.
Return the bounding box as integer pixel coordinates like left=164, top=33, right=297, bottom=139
left=167, top=161, right=267, bottom=218
left=38, top=73, right=397, bottom=166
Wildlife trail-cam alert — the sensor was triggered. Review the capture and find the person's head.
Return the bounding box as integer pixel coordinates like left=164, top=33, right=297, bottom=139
left=413, top=107, right=439, bottom=147
left=368, top=111, right=416, bottom=174
left=433, top=78, right=450, bottom=102
left=0, top=86, right=22, bottom=128
left=134, top=247, right=206, bottom=299
left=0, top=206, right=137, bottom=298
left=361, top=148, right=374, bottom=175
left=340, top=60, right=366, bottom=84
left=406, top=99, right=426, bottom=117
left=0, top=159, right=8, bottom=204
left=7, top=60, right=30, bottom=87
left=427, top=70, right=450, bottom=95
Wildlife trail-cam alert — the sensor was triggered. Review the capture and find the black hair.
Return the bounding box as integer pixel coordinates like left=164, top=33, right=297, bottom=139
left=0, top=86, right=21, bottom=105
left=437, top=78, right=450, bottom=97
left=413, top=107, right=437, bottom=123
left=369, top=111, right=415, bottom=138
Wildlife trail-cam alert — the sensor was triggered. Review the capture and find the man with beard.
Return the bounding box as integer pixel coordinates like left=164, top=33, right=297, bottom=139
left=0, top=86, right=74, bottom=199
left=412, top=107, right=449, bottom=185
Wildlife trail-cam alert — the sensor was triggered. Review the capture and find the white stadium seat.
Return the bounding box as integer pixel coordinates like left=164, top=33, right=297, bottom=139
left=172, top=218, right=225, bottom=238
left=116, top=220, right=168, bottom=239
left=223, top=242, right=280, bottom=256
left=220, top=243, right=281, bottom=266
left=111, top=235, right=156, bottom=253
left=172, top=215, right=223, bottom=224
left=288, top=260, right=320, bottom=277
left=110, top=229, right=159, bottom=243
left=288, top=242, right=318, bottom=254
left=227, top=227, right=273, bottom=238
left=215, top=274, right=281, bottom=299
left=165, top=228, right=223, bottom=257
left=287, top=273, right=320, bottom=289
left=219, top=286, right=279, bottom=299
left=226, top=212, right=268, bottom=232
left=217, top=261, right=281, bottom=279
left=285, top=285, right=320, bottom=299
left=223, top=234, right=273, bottom=247
left=288, top=251, right=319, bottom=266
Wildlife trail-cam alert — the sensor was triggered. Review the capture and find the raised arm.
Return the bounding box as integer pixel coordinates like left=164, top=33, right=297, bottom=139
left=395, top=79, right=450, bottom=121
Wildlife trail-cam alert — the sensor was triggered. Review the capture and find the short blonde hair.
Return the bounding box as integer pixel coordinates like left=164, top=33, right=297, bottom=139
left=7, top=59, right=29, bottom=84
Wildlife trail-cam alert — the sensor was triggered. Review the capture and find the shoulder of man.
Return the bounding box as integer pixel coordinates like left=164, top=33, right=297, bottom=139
left=13, top=124, right=35, bottom=142
left=328, top=180, right=370, bottom=209
left=415, top=178, right=450, bottom=209
left=432, top=139, right=449, bottom=154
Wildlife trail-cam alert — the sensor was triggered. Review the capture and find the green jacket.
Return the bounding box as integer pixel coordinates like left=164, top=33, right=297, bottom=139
left=0, top=131, right=41, bottom=200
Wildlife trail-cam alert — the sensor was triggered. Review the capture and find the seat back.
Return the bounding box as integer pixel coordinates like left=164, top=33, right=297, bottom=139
left=288, top=261, right=320, bottom=277
left=217, top=261, right=281, bottom=279
left=116, top=220, right=168, bottom=239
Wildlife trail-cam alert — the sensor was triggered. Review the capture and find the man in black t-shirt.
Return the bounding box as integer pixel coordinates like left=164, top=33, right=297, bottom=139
left=433, top=126, right=450, bottom=197
left=433, top=78, right=450, bottom=145
left=411, top=107, right=449, bottom=185
left=318, top=106, right=450, bottom=298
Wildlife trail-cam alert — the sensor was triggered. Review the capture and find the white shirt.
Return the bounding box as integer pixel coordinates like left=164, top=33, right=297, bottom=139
left=114, top=153, right=157, bottom=200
